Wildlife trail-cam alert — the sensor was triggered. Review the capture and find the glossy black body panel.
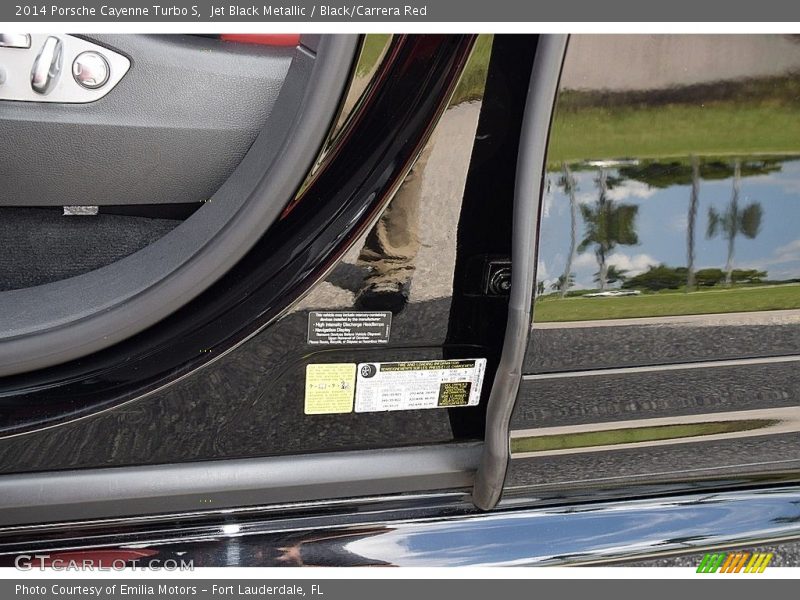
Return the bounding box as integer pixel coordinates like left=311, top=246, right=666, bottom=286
left=508, top=35, right=800, bottom=499
left=2, top=34, right=800, bottom=565
left=525, top=312, right=800, bottom=373
left=514, top=360, right=800, bottom=430
left=0, top=35, right=541, bottom=475
left=445, top=34, right=539, bottom=439
left=0, top=35, right=473, bottom=433
left=506, top=433, right=800, bottom=495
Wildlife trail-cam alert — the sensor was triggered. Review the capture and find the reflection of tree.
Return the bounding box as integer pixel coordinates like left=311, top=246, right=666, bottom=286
left=623, top=265, right=768, bottom=291
left=557, top=163, right=579, bottom=298
left=687, top=156, right=700, bottom=290
left=623, top=264, right=686, bottom=291
left=619, top=157, right=779, bottom=291
left=595, top=265, right=627, bottom=286
left=577, top=169, right=639, bottom=291
left=696, top=268, right=766, bottom=286
left=707, top=159, right=764, bottom=285
left=618, top=159, right=782, bottom=188
left=551, top=273, right=575, bottom=292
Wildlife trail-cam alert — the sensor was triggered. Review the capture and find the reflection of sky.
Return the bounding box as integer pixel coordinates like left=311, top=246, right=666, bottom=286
left=342, top=490, right=797, bottom=566
left=538, top=158, right=800, bottom=290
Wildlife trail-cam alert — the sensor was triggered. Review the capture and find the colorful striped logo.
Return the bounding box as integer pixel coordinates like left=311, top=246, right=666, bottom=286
left=696, top=552, right=773, bottom=573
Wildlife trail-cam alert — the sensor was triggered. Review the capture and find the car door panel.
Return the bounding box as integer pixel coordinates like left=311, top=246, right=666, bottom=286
left=504, top=34, right=800, bottom=503
left=0, top=35, right=530, bottom=527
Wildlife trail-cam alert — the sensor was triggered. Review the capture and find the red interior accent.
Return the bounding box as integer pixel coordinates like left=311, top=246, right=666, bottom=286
left=220, top=34, right=301, bottom=46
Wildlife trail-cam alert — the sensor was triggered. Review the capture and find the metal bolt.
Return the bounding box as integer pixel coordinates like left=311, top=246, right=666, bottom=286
left=487, top=265, right=513, bottom=296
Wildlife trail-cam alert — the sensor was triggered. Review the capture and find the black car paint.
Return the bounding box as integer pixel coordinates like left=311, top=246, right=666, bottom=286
left=0, top=35, right=480, bottom=444
left=1, top=34, right=799, bottom=565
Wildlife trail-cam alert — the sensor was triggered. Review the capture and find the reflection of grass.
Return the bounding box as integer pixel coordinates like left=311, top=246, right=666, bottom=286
left=356, top=34, right=391, bottom=76
left=358, top=34, right=494, bottom=104
left=547, top=103, right=800, bottom=167
left=511, top=419, right=775, bottom=454
left=451, top=34, right=493, bottom=105
left=534, top=284, right=800, bottom=322
left=357, top=35, right=492, bottom=105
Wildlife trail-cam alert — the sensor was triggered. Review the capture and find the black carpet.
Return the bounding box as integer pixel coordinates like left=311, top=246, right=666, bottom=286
left=0, top=207, right=180, bottom=291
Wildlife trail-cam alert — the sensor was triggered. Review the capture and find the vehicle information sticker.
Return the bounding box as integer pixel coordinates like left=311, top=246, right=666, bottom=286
left=304, top=363, right=357, bottom=414
left=307, top=311, right=392, bottom=345
left=354, top=359, right=487, bottom=413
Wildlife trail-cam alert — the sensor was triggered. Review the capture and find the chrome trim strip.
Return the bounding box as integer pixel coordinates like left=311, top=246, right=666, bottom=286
left=491, top=486, right=800, bottom=565
left=0, top=443, right=481, bottom=527
left=0, top=33, right=31, bottom=48
left=5, top=485, right=800, bottom=566
left=1, top=34, right=129, bottom=103
left=523, top=354, right=800, bottom=381
left=473, top=34, right=569, bottom=511
left=510, top=406, right=800, bottom=458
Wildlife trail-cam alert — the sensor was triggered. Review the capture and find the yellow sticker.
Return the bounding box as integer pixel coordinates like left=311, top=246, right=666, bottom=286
left=304, top=363, right=357, bottom=415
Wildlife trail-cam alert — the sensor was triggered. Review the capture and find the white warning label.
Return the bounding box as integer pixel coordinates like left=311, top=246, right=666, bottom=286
left=354, top=359, right=487, bottom=413
left=307, top=311, right=391, bottom=345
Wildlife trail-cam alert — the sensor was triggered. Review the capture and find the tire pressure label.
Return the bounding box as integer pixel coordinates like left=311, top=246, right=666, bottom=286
left=307, top=312, right=392, bottom=345
left=354, top=359, right=487, bottom=413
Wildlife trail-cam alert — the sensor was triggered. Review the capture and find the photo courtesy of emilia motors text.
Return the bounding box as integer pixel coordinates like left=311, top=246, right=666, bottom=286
left=1, top=0, right=800, bottom=596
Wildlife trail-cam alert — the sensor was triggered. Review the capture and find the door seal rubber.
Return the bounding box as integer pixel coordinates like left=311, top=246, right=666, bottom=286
left=472, top=34, right=568, bottom=510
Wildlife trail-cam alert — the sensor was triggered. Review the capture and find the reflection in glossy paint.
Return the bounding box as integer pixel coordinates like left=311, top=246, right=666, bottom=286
left=537, top=156, right=800, bottom=322
left=537, top=35, right=800, bottom=322
left=0, top=35, right=487, bottom=465
left=509, top=405, right=800, bottom=457
left=341, top=487, right=800, bottom=566
left=513, top=35, right=800, bottom=503
left=4, top=486, right=800, bottom=567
